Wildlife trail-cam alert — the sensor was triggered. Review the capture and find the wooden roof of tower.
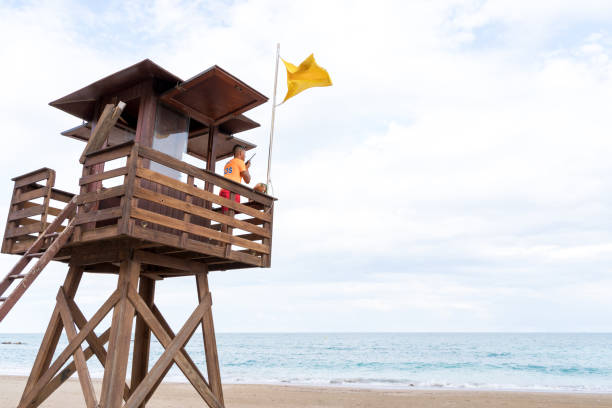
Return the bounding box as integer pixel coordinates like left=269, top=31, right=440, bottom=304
left=159, top=65, right=268, bottom=125
left=50, top=59, right=182, bottom=121
left=52, top=59, right=267, bottom=161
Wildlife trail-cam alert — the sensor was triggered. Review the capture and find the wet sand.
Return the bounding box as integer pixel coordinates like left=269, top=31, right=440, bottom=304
left=2, top=375, right=612, bottom=407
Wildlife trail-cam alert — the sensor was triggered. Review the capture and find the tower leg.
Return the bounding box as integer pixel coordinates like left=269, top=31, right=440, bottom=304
left=197, top=272, right=224, bottom=405
left=19, top=264, right=83, bottom=404
left=130, top=276, right=156, bottom=408
left=99, top=257, right=140, bottom=408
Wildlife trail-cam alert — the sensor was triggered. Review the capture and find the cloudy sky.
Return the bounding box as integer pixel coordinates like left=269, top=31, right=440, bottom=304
left=1, top=0, right=612, bottom=333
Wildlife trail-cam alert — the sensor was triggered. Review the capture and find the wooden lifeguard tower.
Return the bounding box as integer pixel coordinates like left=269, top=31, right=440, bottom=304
left=0, top=59, right=275, bottom=408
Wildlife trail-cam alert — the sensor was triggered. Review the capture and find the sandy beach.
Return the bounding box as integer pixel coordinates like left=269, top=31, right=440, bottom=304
left=2, top=376, right=612, bottom=408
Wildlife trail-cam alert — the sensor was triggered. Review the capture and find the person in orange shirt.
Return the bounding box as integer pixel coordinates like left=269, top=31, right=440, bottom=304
left=220, top=145, right=251, bottom=206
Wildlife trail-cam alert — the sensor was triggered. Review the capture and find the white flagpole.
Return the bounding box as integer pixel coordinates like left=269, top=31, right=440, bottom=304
left=266, top=43, right=280, bottom=189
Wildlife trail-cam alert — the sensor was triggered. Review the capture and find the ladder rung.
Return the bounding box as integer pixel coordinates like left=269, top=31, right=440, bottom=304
left=44, top=232, right=59, bottom=238
left=26, top=252, right=44, bottom=258
left=9, top=274, right=26, bottom=280
left=0, top=297, right=6, bottom=301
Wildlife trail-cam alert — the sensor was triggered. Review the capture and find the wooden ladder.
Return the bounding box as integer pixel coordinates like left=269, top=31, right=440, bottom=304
left=0, top=196, right=78, bottom=322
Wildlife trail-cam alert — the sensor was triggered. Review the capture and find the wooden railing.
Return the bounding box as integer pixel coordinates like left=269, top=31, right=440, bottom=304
left=74, top=142, right=133, bottom=243
left=2, top=168, right=75, bottom=254
left=73, top=141, right=275, bottom=268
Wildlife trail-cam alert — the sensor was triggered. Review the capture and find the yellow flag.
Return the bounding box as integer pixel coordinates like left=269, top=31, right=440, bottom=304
left=282, top=54, right=332, bottom=103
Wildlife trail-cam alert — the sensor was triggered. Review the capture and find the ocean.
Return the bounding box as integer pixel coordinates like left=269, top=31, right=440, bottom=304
left=1, top=333, right=611, bottom=392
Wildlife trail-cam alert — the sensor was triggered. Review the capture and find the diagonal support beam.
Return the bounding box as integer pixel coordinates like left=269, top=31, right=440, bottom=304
left=126, top=288, right=223, bottom=408
left=19, top=289, right=120, bottom=408
left=144, top=304, right=209, bottom=404
left=34, top=328, right=111, bottom=408
left=19, top=265, right=83, bottom=404
left=56, top=287, right=98, bottom=408
left=131, top=276, right=156, bottom=408
left=197, top=273, right=224, bottom=404
left=68, top=296, right=131, bottom=401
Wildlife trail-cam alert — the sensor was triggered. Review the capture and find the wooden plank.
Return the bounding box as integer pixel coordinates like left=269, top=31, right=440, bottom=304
left=3, top=183, right=20, bottom=253
left=66, top=298, right=131, bottom=402
left=208, top=262, right=250, bottom=271
left=18, top=266, right=82, bottom=406
left=197, top=273, right=224, bottom=404
left=68, top=243, right=125, bottom=266
left=262, top=203, right=274, bottom=268
left=9, top=239, right=38, bottom=254
left=46, top=206, right=62, bottom=217
left=79, top=102, right=126, bottom=164
left=131, top=225, right=225, bottom=258
left=162, top=98, right=215, bottom=127
left=145, top=304, right=206, bottom=403
left=134, top=250, right=200, bottom=272
left=242, top=201, right=266, bottom=210
left=135, top=167, right=272, bottom=222
left=74, top=207, right=122, bottom=225
left=49, top=189, right=74, bottom=203
left=119, top=144, right=138, bottom=234
left=34, top=328, right=111, bottom=408
left=79, top=166, right=128, bottom=186
left=18, top=218, right=44, bottom=226
left=235, top=233, right=263, bottom=242
left=79, top=104, right=113, bottom=163
left=12, top=187, right=48, bottom=204
left=99, top=258, right=140, bottom=408
left=223, top=192, right=236, bottom=258
left=133, top=186, right=271, bottom=238
left=8, top=205, right=44, bottom=221
left=141, top=272, right=164, bottom=281
left=137, top=145, right=274, bottom=206
left=11, top=168, right=51, bottom=182
left=14, top=170, right=51, bottom=188
left=131, top=207, right=270, bottom=254
left=76, top=185, right=125, bottom=205
left=20, top=289, right=120, bottom=408
left=83, top=141, right=134, bottom=166
left=56, top=288, right=98, bottom=408
left=181, top=175, right=195, bottom=247
left=40, top=171, right=56, bottom=238
left=126, top=289, right=222, bottom=408
left=5, top=222, right=43, bottom=239
left=243, top=217, right=266, bottom=226
left=131, top=224, right=262, bottom=267
left=134, top=82, right=156, bottom=147
left=130, top=277, right=155, bottom=408
left=79, top=225, right=119, bottom=242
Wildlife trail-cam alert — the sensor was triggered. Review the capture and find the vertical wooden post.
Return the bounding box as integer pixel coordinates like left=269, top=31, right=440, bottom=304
left=181, top=175, right=195, bottom=247
left=262, top=203, right=274, bottom=267
left=120, top=144, right=139, bottom=235
left=1, top=185, right=19, bottom=254
left=19, top=264, right=84, bottom=404
left=196, top=271, right=223, bottom=404
left=100, top=256, right=140, bottom=408
left=39, top=170, right=55, bottom=235
left=130, top=276, right=156, bottom=408
left=223, top=193, right=235, bottom=257
left=134, top=81, right=156, bottom=148
left=203, top=126, right=218, bottom=243
left=205, top=126, right=218, bottom=174
left=204, top=125, right=218, bottom=199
